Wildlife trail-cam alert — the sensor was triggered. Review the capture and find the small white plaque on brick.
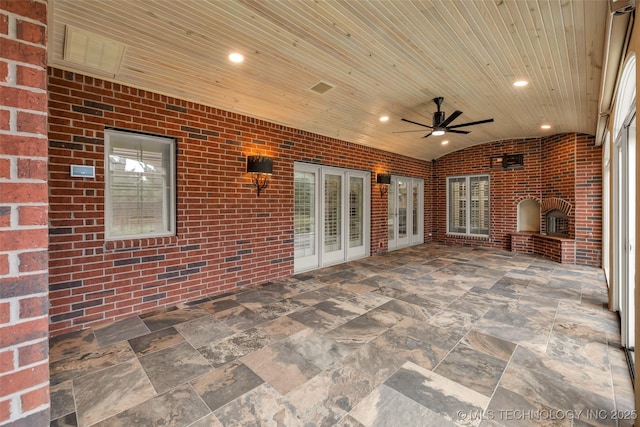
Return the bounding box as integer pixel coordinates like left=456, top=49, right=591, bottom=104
left=70, top=165, right=95, bottom=178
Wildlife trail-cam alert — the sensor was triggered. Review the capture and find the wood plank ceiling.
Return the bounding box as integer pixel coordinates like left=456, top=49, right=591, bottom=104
left=48, top=0, right=608, bottom=160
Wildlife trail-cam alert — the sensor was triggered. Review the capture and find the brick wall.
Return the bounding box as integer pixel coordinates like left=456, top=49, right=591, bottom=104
left=47, top=69, right=431, bottom=336
left=574, top=134, right=603, bottom=265
left=0, top=1, right=50, bottom=426
left=541, top=133, right=576, bottom=239
left=46, top=69, right=603, bottom=335
left=432, top=134, right=602, bottom=267
left=432, top=137, right=542, bottom=248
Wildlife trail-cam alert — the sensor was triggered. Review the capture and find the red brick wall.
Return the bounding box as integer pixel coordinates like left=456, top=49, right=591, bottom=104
left=541, top=133, right=576, bottom=238
left=574, top=134, right=603, bottom=265
left=432, top=134, right=602, bottom=267
left=432, top=138, right=542, bottom=248
left=47, top=69, right=431, bottom=336
left=511, top=233, right=534, bottom=254
left=0, top=1, right=50, bottom=426
left=532, top=235, right=576, bottom=264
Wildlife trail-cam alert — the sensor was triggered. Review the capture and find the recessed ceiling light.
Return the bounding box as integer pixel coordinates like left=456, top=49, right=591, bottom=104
left=541, top=124, right=551, bottom=130
left=228, top=52, right=244, bottom=63
left=513, top=80, right=529, bottom=87
left=441, top=140, right=449, bottom=145
left=379, top=116, right=389, bottom=122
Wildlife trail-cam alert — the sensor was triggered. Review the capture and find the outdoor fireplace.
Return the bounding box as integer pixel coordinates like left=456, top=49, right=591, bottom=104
left=545, top=209, right=570, bottom=237
left=511, top=197, right=575, bottom=263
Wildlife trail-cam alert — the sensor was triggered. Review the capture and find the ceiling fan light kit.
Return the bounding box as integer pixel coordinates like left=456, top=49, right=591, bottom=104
left=399, top=97, right=494, bottom=138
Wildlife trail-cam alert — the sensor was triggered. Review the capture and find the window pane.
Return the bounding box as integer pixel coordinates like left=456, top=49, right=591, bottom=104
left=106, top=132, right=174, bottom=239
left=470, top=176, right=489, bottom=235
left=349, top=176, right=363, bottom=248
left=294, top=171, right=316, bottom=257
left=324, top=174, right=342, bottom=252
left=448, top=177, right=466, bottom=233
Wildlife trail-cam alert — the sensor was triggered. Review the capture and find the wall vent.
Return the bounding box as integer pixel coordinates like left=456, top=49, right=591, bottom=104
left=310, top=81, right=334, bottom=94
left=63, top=26, right=127, bottom=76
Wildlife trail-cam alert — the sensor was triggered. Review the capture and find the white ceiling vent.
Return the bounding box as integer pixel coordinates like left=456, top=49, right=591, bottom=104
left=309, top=81, right=334, bottom=94
left=63, top=26, right=126, bottom=76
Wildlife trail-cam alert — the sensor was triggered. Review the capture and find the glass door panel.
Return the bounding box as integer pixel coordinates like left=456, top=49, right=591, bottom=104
left=348, top=176, right=363, bottom=248
left=389, top=176, right=422, bottom=250
left=627, top=116, right=636, bottom=349
left=621, top=115, right=636, bottom=349
left=322, top=172, right=345, bottom=265
left=397, top=178, right=409, bottom=247
left=294, top=167, right=319, bottom=272
left=411, top=180, right=424, bottom=244
left=412, top=182, right=419, bottom=237
left=347, top=174, right=369, bottom=259
left=387, top=181, right=395, bottom=245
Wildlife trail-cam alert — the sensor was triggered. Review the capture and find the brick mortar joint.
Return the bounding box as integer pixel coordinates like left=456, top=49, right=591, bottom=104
left=0, top=129, right=48, bottom=139
left=2, top=6, right=48, bottom=28
left=0, top=306, right=48, bottom=325
left=0, top=339, right=49, bottom=364
left=0, top=390, right=50, bottom=425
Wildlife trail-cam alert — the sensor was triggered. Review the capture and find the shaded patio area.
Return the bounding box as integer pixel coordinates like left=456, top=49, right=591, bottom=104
left=49, top=243, right=633, bottom=426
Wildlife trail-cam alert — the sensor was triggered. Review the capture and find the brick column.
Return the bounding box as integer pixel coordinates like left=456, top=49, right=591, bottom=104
left=0, top=1, right=50, bottom=426
left=574, top=134, right=603, bottom=266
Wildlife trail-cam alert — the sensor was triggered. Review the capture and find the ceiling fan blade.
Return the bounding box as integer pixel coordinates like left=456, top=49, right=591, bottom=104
left=421, top=132, right=433, bottom=139
left=446, top=129, right=470, bottom=134
left=401, top=118, right=433, bottom=129
left=392, top=129, right=434, bottom=133
left=447, top=118, right=494, bottom=129
left=439, top=110, right=462, bottom=128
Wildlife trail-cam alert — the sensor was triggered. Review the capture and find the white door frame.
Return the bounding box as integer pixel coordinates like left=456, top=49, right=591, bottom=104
left=612, top=54, right=636, bottom=349
left=388, top=175, right=424, bottom=250
left=294, top=163, right=321, bottom=272
left=294, top=162, right=370, bottom=273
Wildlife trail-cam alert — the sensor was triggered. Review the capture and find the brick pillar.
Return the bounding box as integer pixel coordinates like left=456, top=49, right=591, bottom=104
left=574, top=134, right=603, bottom=267
left=0, top=1, right=50, bottom=426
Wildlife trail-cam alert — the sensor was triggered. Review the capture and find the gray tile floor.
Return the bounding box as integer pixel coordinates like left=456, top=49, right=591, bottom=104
left=49, top=243, right=635, bottom=427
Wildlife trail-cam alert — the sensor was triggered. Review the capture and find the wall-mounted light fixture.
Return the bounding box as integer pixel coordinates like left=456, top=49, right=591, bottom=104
left=376, top=173, right=391, bottom=197
left=246, top=155, right=273, bottom=196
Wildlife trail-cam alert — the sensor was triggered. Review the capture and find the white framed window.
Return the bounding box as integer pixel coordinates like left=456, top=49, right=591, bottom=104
left=105, top=129, right=176, bottom=240
left=447, top=175, right=489, bottom=236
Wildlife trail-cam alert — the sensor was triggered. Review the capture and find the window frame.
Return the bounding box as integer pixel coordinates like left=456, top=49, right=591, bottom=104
left=104, top=128, right=177, bottom=240
left=446, top=174, right=490, bottom=237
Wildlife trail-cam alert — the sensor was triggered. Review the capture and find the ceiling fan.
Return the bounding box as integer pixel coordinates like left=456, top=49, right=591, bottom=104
left=397, top=97, right=494, bottom=138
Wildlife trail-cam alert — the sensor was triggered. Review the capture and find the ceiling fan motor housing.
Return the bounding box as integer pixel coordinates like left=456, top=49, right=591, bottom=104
left=433, top=111, right=445, bottom=126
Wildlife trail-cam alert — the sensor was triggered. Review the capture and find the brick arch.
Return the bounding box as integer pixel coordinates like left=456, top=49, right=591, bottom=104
left=513, top=195, right=541, bottom=205
left=540, top=197, right=572, bottom=216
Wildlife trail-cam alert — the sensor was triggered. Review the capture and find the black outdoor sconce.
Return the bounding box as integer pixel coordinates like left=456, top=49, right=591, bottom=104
left=246, top=155, right=273, bottom=196
left=377, top=173, right=391, bottom=197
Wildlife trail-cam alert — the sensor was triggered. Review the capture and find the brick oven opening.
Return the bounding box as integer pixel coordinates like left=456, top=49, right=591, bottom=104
left=545, top=209, right=570, bottom=237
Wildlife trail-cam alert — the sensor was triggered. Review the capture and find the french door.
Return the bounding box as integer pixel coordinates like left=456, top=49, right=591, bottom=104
left=615, top=114, right=636, bottom=349
left=388, top=175, right=423, bottom=250
left=294, top=163, right=370, bottom=273
left=610, top=54, right=636, bottom=354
